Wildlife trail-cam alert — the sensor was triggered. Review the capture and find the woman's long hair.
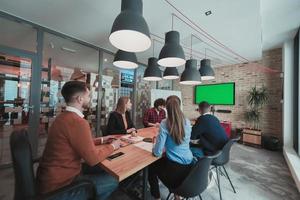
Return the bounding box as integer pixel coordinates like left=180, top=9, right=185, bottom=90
left=166, top=95, right=186, bottom=145
left=115, top=96, right=129, bottom=114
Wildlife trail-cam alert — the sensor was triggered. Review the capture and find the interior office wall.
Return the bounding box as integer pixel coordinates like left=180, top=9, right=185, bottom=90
left=0, top=18, right=38, bottom=165
left=283, top=40, right=294, bottom=148
left=294, top=30, right=300, bottom=154
left=134, top=67, right=156, bottom=128
left=174, top=48, right=283, bottom=140
left=0, top=13, right=155, bottom=166
left=283, top=39, right=300, bottom=192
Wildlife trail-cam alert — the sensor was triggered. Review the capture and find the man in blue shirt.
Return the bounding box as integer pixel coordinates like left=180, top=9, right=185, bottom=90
left=191, top=101, right=228, bottom=157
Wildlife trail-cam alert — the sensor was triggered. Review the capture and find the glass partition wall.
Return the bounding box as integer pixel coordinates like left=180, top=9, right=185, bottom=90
left=100, top=52, right=136, bottom=135
left=0, top=13, right=161, bottom=167
left=38, top=33, right=100, bottom=155
left=135, top=67, right=156, bottom=128
left=0, top=17, right=37, bottom=166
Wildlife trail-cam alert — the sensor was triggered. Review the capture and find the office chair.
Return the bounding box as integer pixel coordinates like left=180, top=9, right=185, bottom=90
left=211, top=136, right=240, bottom=200
left=166, top=151, right=222, bottom=200
left=10, top=129, right=95, bottom=200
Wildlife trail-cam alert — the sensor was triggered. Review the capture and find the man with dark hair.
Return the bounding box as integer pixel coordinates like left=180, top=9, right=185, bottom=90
left=37, top=81, right=120, bottom=200
left=143, top=98, right=166, bottom=128
left=191, top=101, right=228, bottom=157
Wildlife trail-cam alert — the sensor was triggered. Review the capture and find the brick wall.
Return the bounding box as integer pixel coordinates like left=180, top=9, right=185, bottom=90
left=174, top=48, right=283, bottom=140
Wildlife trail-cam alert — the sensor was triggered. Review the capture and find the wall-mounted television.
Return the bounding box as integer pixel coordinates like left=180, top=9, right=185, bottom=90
left=121, top=72, right=134, bottom=88
left=121, top=72, right=134, bottom=84
left=194, top=82, right=235, bottom=105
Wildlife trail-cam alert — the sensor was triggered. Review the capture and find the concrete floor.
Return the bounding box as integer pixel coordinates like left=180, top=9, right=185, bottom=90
left=1, top=144, right=299, bottom=200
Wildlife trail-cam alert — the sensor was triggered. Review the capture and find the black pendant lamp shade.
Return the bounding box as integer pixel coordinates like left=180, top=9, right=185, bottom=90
left=143, top=57, right=162, bottom=81
left=158, top=31, right=186, bottom=67
left=163, top=67, right=179, bottom=80
left=199, top=59, right=215, bottom=80
left=109, top=0, right=151, bottom=52
left=113, top=50, right=138, bottom=69
left=180, top=59, right=201, bottom=85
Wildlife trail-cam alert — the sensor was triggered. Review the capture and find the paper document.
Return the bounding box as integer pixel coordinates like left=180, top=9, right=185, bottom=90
left=133, top=141, right=153, bottom=153
left=121, top=135, right=144, bottom=144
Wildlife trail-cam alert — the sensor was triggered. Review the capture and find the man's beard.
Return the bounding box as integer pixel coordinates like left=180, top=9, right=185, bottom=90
left=82, top=102, right=90, bottom=109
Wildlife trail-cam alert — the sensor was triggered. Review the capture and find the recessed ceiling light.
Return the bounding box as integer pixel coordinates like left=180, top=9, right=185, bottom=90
left=104, top=58, right=108, bottom=62
left=61, top=47, right=76, bottom=53
left=49, top=42, right=54, bottom=49
left=205, top=11, right=212, bottom=16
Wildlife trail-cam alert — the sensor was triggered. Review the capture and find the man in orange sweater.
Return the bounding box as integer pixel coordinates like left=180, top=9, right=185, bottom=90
left=37, top=81, right=120, bottom=200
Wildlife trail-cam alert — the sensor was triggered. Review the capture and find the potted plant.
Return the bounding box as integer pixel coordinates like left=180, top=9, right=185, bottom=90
left=243, top=86, right=268, bottom=145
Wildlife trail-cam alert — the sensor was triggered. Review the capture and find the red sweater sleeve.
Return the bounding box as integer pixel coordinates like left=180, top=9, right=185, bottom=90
left=68, top=120, right=114, bottom=166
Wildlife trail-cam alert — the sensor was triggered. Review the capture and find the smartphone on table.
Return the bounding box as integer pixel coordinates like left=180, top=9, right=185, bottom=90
left=107, top=152, right=124, bottom=161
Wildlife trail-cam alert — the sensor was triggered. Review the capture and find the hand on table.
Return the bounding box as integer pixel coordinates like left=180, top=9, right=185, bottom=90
left=111, top=139, right=121, bottom=151
left=94, top=135, right=119, bottom=145
left=131, top=129, right=138, bottom=137
left=154, top=123, right=160, bottom=128
left=127, top=128, right=137, bottom=135
left=102, top=135, right=117, bottom=144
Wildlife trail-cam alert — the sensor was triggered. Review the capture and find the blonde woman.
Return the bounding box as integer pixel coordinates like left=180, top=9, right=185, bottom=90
left=148, top=95, right=194, bottom=200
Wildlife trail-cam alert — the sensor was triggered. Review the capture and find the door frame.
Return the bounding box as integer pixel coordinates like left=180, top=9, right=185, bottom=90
left=0, top=44, right=41, bottom=159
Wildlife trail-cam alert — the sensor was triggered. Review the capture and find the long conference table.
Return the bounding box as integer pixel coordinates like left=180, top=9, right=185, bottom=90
left=96, top=127, right=160, bottom=200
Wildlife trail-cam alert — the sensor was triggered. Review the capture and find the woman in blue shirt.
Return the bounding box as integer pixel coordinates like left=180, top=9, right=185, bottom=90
left=148, top=95, right=194, bottom=200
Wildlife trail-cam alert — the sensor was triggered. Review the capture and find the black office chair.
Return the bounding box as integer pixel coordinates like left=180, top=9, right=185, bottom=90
left=10, top=129, right=95, bottom=200
left=166, top=151, right=222, bottom=200
left=211, top=136, right=240, bottom=200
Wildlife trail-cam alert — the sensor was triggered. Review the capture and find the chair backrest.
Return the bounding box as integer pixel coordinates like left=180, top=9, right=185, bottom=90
left=212, top=136, right=240, bottom=166
left=171, top=151, right=222, bottom=198
left=10, top=129, right=36, bottom=200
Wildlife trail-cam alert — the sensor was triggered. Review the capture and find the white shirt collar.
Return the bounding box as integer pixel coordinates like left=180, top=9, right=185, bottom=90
left=202, top=112, right=211, bottom=116
left=66, top=106, right=84, bottom=118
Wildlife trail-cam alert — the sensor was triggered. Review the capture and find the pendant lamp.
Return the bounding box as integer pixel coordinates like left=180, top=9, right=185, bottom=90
left=113, top=50, right=138, bottom=69
left=180, top=59, right=201, bottom=85
left=109, top=0, right=151, bottom=52
left=163, top=67, right=179, bottom=80
left=158, top=31, right=186, bottom=67
left=199, top=59, right=215, bottom=80
left=143, top=57, right=162, bottom=81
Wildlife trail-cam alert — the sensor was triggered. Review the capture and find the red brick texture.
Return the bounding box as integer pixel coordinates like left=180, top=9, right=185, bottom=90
left=174, top=48, right=283, bottom=140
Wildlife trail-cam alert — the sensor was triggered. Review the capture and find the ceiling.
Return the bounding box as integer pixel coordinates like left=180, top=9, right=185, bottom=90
left=261, top=0, right=300, bottom=50
left=0, top=0, right=299, bottom=68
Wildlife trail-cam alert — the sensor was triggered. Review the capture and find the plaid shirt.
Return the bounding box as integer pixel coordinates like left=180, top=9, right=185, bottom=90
left=143, top=108, right=166, bottom=127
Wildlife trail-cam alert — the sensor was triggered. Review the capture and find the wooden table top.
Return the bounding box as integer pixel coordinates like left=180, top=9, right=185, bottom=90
left=97, top=127, right=160, bottom=182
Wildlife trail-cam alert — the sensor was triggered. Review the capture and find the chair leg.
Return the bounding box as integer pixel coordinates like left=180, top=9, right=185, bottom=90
left=222, top=165, right=236, bottom=193
left=211, top=169, right=218, bottom=185
left=199, top=194, right=203, bottom=200
left=218, top=167, right=226, bottom=177
left=216, top=167, right=222, bottom=200
left=166, top=192, right=171, bottom=200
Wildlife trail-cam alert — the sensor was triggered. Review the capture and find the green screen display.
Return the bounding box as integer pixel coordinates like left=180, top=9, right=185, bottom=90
left=195, top=83, right=235, bottom=105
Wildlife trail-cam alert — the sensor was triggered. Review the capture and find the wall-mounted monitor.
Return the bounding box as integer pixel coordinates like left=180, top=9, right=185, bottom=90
left=194, top=82, right=235, bottom=105
left=121, top=72, right=134, bottom=88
